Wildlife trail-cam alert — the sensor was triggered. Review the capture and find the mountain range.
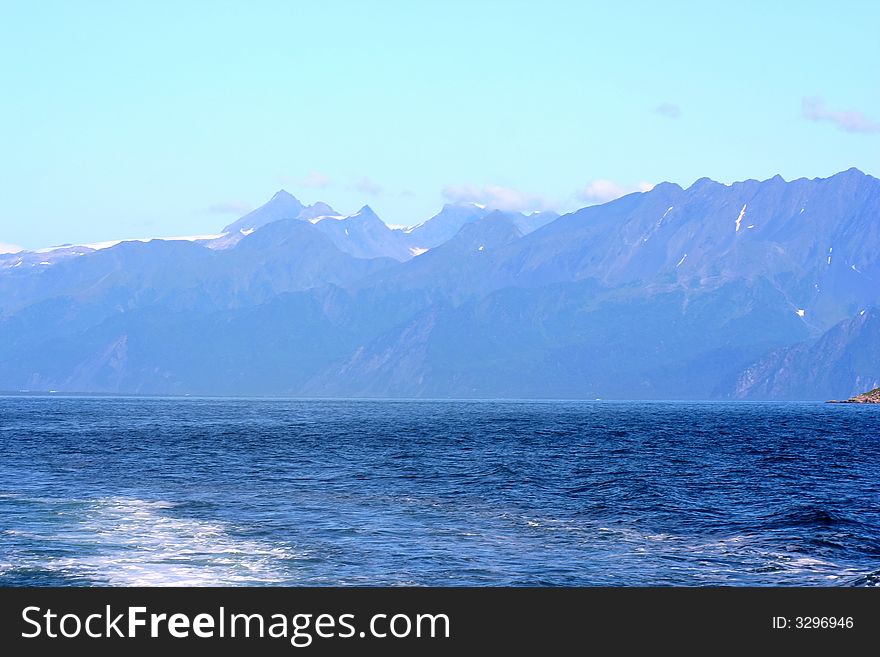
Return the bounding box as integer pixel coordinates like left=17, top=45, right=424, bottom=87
left=1, top=168, right=878, bottom=399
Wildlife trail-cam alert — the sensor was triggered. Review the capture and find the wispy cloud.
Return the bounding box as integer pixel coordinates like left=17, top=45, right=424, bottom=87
left=653, top=102, right=681, bottom=119
left=0, top=242, right=24, bottom=254
left=577, top=180, right=654, bottom=205
left=292, top=171, right=333, bottom=188
left=802, top=96, right=880, bottom=134
left=442, top=184, right=553, bottom=212
left=355, top=177, right=384, bottom=196
left=207, top=200, right=253, bottom=215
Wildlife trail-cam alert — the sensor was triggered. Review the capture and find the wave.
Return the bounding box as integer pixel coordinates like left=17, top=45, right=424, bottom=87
left=763, top=505, right=865, bottom=530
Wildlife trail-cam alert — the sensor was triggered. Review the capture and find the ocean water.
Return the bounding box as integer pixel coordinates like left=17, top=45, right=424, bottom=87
left=0, top=396, right=878, bottom=587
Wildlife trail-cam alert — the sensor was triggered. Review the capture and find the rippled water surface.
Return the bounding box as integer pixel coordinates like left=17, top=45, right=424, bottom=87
left=1, top=397, right=878, bottom=586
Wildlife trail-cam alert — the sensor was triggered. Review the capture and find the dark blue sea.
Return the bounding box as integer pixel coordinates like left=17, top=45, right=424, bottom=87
left=1, top=397, right=878, bottom=586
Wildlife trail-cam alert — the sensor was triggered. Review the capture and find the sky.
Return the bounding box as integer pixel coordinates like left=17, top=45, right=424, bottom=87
left=1, top=0, right=879, bottom=251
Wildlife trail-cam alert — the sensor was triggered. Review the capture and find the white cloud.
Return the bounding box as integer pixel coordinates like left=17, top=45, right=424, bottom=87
left=207, top=200, right=252, bottom=215
left=653, top=102, right=681, bottom=119
left=802, top=96, right=880, bottom=134
left=0, top=242, right=24, bottom=254
left=442, top=184, right=553, bottom=212
left=355, top=177, right=383, bottom=196
left=577, top=180, right=654, bottom=205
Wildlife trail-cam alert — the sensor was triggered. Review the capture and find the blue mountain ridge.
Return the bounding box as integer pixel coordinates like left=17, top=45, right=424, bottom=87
left=1, top=168, right=877, bottom=399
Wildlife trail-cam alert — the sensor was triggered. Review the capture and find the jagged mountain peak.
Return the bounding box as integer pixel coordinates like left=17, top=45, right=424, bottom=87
left=270, top=189, right=300, bottom=202
left=687, top=176, right=724, bottom=192
left=353, top=205, right=379, bottom=219
left=651, top=181, right=684, bottom=194
left=298, top=202, right=339, bottom=221
left=836, top=166, right=867, bottom=178
left=223, top=190, right=305, bottom=233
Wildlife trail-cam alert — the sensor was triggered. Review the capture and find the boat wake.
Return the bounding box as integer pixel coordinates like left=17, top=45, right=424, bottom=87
left=0, top=495, right=301, bottom=586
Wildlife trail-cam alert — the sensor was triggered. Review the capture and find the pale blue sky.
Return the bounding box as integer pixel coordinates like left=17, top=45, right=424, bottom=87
left=1, top=0, right=878, bottom=249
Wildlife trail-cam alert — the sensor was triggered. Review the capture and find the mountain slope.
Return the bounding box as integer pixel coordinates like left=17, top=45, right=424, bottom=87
left=733, top=307, right=880, bottom=400
left=2, top=169, right=879, bottom=399
left=385, top=169, right=880, bottom=334
left=305, top=277, right=808, bottom=398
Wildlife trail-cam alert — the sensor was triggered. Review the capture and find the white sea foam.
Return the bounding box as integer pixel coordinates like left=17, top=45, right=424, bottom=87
left=19, top=497, right=300, bottom=586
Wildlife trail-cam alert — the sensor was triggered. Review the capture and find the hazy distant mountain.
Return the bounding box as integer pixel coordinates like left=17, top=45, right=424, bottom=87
left=1, top=169, right=878, bottom=399
left=223, top=190, right=337, bottom=233
left=220, top=192, right=414, bottom=261
left=509, top=210, right=559, bottom=235
left=403, top=202, right=558, bottom=250
left=312, top=205, right=414, bottom=261
left=0, top=218, right=394, bottom=317
left=403, top=203, right=490, bottom=249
